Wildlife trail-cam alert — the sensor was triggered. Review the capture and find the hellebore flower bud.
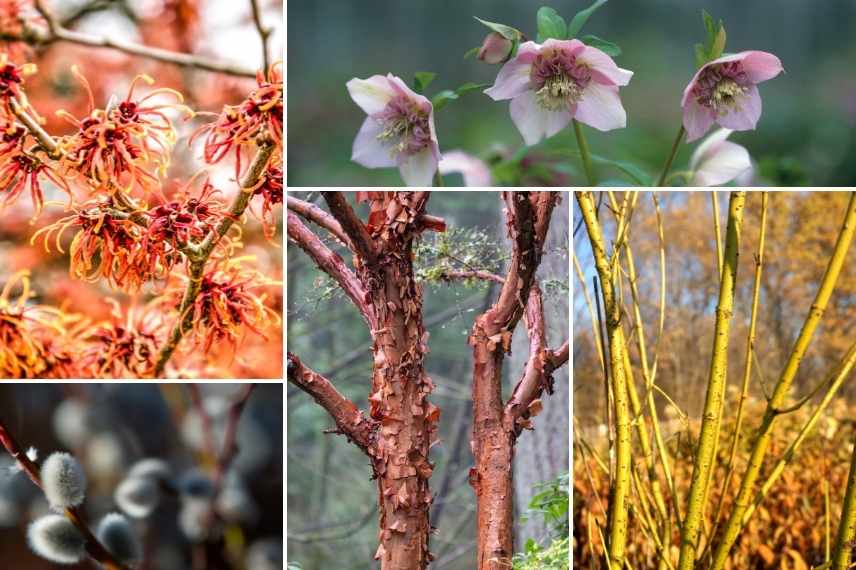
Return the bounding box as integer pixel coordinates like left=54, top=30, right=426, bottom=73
left=41, top=452, right=87, bottom=510
left=97, top=513, right=141, bottom=565
left=478, top=32, right=513, bottom=64
left=28, top=514, right=86, bottom=564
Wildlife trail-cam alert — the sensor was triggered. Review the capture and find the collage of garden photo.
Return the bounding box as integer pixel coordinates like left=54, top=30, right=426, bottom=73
left=1, top=1, right=856, bottom=570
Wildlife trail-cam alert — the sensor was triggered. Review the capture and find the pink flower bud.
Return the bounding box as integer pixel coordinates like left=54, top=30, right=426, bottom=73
left=478, top=32, right=513, bottom=64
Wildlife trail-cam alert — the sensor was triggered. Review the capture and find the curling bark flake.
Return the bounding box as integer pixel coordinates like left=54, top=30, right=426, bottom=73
left=469, top=192, right=563, bottom=570
left=287, top=191, right=441, bottom=570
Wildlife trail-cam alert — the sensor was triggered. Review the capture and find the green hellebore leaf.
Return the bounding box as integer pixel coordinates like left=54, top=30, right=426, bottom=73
left=536, top=6, right=567, bottom=42
left=473, top=16, right=522, bottom=41
left=463, top=46, right=480, bottom=59
left=580, top=34, right=621, bottom=56
left=413, top=72, right=436, bottom=94
left=431, top=82, right=491, bottom=111
left=567, top=0, right=608, bottom=39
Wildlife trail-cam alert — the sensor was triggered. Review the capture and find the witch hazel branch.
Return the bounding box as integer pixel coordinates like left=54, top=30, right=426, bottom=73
left=0, top=54, right=283, bottom=378
left=344, top=3, right=782, bottom=187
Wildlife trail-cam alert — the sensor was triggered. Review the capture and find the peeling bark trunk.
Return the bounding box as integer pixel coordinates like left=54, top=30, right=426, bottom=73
left=470, top=321, right=516, bottom=569
left=367, top=250, right=436, bottom=570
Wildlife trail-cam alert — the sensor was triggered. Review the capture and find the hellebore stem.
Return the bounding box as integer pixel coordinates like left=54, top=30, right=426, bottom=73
left=573, top=120, right=597, bottom=186
left=656, top=125, right=685, bottom=187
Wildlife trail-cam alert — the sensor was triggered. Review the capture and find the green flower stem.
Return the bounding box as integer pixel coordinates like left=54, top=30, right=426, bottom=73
left=433, top=170, right=445, bottom=187
left=573, top=120, right=597, bottom=186
left=832, top=429, right=856, bottom=569
left=655, top=126, right=685, bottom=187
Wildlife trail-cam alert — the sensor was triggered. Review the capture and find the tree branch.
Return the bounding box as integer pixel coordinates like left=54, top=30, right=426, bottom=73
left=286, top=196, right=350, bottom=248
left=20, top=0, right=257, bottom=77
left=287, top=353, right=378, bottom=454
left=285, top=210, right=375, bottom=328
left=321, top=192, right=377, bottom=266
left=0, top=418, right=131, bottom=570
left=152, top=141, right=275, bottom=377
left=439, top=270, right=504, bottom=284
left=249, top=0, right=272, bottom=71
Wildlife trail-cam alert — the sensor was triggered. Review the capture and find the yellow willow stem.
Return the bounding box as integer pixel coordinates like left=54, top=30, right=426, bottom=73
left=832, top=429, right=856, bottom=569
left=708, top=192, right=767, bottom=547
left=573, top=120, right=597, bottom=186
left=573, top=252, right=605, bottom=376
left=649, top=193, right=667, bottom=385
left=738, top=340, right=856, bottom=528
left=676, top=191, right=746, bottom=570
left=624, top=244, right=680, bottom=528
left=711, top=191, right=856, bottom=569
left=825, top=480, right=831, bottom=564
left=711, top=191, right=724, bottom=277
left=576, top=191, right=630, bottom=568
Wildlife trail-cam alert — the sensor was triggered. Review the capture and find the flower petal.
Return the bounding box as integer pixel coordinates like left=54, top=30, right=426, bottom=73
left=510, top=90, right=572, bottom=145
left=739, top=51, right=783, bottom=83
left=347, top=75, right=396, bottom=116
left=691, top=140, right=752, bottom=186
left=484, top=41, right=540, bottom=101
left=439, top=151, right=492, bottom=186
left=398, top=148, right=438, bottom=186
left=351, top=117, right=396, bottom=168
left=716, top=84, right=762, bottom=131
left=574, top=82, right=627, bottom=132
left=683, top=98, right=716, bottom=142
left=689, top=128, right=733, bottom=171
left=578, top=45, right=633, bottom=86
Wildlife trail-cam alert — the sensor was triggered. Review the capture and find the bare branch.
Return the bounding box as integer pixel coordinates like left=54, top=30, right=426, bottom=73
left=21, top=0, right=257, bottom=77
left=286, top=211, right=375, bottom=327
left=287, top=353, right=378, bottom=454
left=439, top=270, right=505, bottom=284
left=321, top=192, right=378, bottom=266
left=286, top=195, right=350, bottom=248
left=249, top=0, right=272, bottom=71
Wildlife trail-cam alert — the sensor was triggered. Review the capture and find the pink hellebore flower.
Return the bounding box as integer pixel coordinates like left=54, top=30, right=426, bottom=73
left=438, top=151, right=492, bottom=186
left=689, top=128, right=752, bottom=186
left=485, top=39, right=633, bottom=145
left=346, top=74, right=441, bottom=186
left=682, top=51, right=783, bottom=142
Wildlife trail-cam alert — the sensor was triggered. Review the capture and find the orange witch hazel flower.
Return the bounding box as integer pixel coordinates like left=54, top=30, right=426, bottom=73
left=162, top=258, right=280, bottom=353
left=250, top=157, right=283, bottom=239
left=192, top=61, right=283, bottom=176
left=31, top=198, right=152, bottom=291
left=0, top=270, right=79, bottom=378
left=0, top=122, right=70, bottom=214
left=57, top=67, right=191, bottom=193
left=78, top=300, right=164, bottom=378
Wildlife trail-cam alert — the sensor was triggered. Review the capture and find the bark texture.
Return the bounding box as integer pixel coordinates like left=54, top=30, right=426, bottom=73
left=287, top=192, right=443, bottom=570
left=468, top=192, right=565, bottom=570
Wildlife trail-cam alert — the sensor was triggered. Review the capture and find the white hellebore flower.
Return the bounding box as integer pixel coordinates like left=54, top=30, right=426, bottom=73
left=485, top=39, right=633, bottom=145
left=689, top=128, right=753, bottom=186
left=438, top=151, right=492, bottom=186
left=347, top=73, right=441, bottom=186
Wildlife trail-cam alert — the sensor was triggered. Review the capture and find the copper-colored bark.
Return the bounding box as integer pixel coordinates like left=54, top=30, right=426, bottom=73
left=287, top=192, right=443, bottom=570
left=468, top=191, right=564, bottom=570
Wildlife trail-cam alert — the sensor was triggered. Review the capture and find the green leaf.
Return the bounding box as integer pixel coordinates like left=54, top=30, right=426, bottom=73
left=431, top=82, right=491, bottom=111
left=463, top=46, right=480, bottom=59
left=473, top=16, right=522, bottom=41
left=413, top=72, right=436, bottom=94
left=563, top=149, right=651, bottom=185
left=694, top=43, right=707, bottom=69
left=567, top=0, right=608, bottom=39
left=695, top=10, right=727, bottom=68
left=580, top=34, right=621, bottom=56
left=536, top=7, right=567, bottom=42
left=709, top=26, right=727, bottom=61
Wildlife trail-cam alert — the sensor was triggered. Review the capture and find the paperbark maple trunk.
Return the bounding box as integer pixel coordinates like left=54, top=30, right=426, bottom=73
left=367, top=251, right=436, bottom=570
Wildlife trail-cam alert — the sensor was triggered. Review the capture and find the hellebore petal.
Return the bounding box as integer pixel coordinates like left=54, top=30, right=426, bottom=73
left=716, top=84, right=762, bottom=131
left=510, top=90, right=573, bottom=145
left=575, top=82, right=627, bottom=131
left=484, top=41, right=541, bottom=101
left=439, top=151, right=492, bottom=186
left=690, top=128, right=752, bottom=186
left=398, top=147, right=439, bottom=187
left=351, top=117, right=396, bottom=168
left=346, top=75, right=396, bottom=115
left=683, top=98, right=717, bottom=142
left=578, top=45, right=634, bottom=87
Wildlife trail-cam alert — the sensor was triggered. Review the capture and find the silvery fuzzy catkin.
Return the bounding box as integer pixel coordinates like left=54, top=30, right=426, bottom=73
left=115, top=476, right=160, bottom=519
left=27, top=514, right=86, bottom=564
left=96, top=513, right=141, bottom=565
left=127, top=458, right=172, bottom=482
left=41, top=452, right=87, bottom=509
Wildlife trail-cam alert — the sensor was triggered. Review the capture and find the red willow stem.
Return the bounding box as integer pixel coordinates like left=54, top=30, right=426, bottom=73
left=0, top=418, right=130, bottom=570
